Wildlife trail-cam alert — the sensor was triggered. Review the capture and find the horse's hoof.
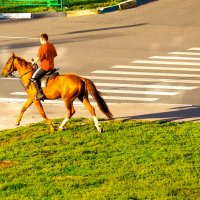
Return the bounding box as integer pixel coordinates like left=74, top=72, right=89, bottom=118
left=50, top=127, right=55, bottom=132
left=58, top=127, right=64, bottom=131
left=15, top=122, right=20, bottom=126
left=98, top=127, right=103, bottom=133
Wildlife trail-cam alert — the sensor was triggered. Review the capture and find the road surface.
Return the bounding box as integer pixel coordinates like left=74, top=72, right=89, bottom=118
left=1, top=0, right=200, bottom=130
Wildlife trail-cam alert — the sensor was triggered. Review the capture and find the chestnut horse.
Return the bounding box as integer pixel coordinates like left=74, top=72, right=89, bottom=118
left=1, top=53, right=113, bottom=132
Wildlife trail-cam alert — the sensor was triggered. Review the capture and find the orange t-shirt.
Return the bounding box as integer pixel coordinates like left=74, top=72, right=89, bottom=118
left=37, top=42, right=57, bottom=71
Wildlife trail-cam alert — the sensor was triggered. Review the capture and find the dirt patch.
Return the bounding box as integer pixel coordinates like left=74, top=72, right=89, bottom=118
left=0, top=161, right=16, bottom=168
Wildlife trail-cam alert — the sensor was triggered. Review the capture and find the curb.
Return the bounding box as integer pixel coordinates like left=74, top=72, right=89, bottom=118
left=118, top=0, right=137, bottom=10
left=98, top=0, right=153, bottom=14
left=0, top=13, right=31, bottom=19
left=0, top=12, right=66, bottom=20
left=31, top=12, right=66, bottom=18
left=98, top=5, right=120, bottom=14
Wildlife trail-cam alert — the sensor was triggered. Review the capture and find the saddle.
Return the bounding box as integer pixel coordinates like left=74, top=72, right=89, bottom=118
left=40, top=68, right=59, bottom=88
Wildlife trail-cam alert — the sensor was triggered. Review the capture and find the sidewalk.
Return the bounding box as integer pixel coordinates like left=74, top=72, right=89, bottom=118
left=1, top=102, right=200, bottom=131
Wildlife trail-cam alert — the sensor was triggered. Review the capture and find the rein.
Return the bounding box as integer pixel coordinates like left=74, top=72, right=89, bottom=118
left=19, top=70, right=32, bottom=90
left=10, top=58, right=34, bottom=90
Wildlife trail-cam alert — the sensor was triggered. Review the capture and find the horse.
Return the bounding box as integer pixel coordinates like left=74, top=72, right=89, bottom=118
left=1, top=53, right=113, bottom=132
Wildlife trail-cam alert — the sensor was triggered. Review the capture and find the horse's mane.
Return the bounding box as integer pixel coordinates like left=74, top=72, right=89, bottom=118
left=15, top=56, right=33, bottom=70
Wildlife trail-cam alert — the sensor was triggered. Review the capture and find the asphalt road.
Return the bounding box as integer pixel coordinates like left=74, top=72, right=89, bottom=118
left=1, top=0, right=200, bottom=129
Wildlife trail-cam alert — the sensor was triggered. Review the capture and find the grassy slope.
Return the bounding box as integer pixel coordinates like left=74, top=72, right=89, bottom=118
left=0, top=0, right=124, bottom=12
left=0, top=119, right=200, bottom=199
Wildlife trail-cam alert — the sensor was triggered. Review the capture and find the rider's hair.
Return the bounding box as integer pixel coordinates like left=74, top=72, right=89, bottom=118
left=40, top=33, right=48, bottom=41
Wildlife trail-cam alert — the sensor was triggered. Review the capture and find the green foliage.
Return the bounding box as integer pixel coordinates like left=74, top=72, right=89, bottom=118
left=63, top=0, right=124, bottom=10
left=0, top=0, right=124, bottom=12
left=0, top=119, right=200, bottom=199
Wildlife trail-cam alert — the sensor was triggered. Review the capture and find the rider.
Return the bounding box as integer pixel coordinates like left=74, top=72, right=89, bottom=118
left=31, top=33, right=57, bottom=100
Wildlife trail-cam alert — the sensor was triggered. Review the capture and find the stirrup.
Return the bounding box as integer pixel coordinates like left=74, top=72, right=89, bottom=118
left=35, top=93, right=45, bottom=101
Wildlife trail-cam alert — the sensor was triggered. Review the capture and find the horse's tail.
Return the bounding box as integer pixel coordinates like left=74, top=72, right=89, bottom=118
left=83, top=78, right=113, bottom=119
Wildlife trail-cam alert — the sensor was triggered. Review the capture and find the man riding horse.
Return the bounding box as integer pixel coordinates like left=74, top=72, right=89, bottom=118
left=31, top=33, right=57, bottom=100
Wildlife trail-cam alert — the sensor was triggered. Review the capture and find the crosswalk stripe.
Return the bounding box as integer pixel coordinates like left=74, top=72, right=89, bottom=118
left=11, top=92, right=27, bottom=95
left=85, top=76, right=135, bottom=81
left=92, top=70, right=200, bottom=78
left=188, top=48, right=200, bottom=51
left=8, top=94, right=158, bottom=102
left=111, top=65, right=200, bottom=72
left=100, top=89, right=178, bottom=96
left=4, top=47, right=200, bottom=105
left=11, top=88, right=177, bottom=96
left=169, top=52, right=200, bottom=56
left=102, top=96, right=159, bottom=101
left=133, top=60, right=200, bottom=66
left=149, top=56, right=200, bottom=61
left=0, top=97, right=80, bottom=105
left=86, top=75, right=200, bottom=84
left=95, top=82, right=196, bottom=90
left=0, top=77, right=19, bottom=80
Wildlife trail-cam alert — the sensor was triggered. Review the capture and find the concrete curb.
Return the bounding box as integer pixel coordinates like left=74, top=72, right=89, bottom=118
left=31, top=12, right=66, bottom=19
left=118, top=0, right=137, bottom=10
left=98, top=5, right=119, bottom=14
left=98, top=0, right=154, bottom=14
left=0, top=13, right=31, bottom=19
left=0, top=12, right=66, bottom=20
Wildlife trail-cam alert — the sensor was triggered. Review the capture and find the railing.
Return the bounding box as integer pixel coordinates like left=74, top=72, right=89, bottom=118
left=0, top=0, right=63, bottom=8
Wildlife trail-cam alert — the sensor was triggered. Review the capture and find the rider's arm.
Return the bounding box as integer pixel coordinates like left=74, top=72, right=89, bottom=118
left=32, top=56, right=40, bottom=64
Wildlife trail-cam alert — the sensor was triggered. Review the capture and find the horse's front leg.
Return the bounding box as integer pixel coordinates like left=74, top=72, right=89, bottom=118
left=34, top=100, right=55, bottom=131
left=16, top=98, right=33, bottom=126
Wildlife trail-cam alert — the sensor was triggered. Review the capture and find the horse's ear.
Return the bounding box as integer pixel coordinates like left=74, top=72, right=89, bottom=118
left=11, top=52, right=15, bottom=58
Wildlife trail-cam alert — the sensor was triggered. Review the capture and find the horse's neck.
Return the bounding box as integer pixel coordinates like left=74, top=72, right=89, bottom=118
left=15, top=58, right=33, bottom=83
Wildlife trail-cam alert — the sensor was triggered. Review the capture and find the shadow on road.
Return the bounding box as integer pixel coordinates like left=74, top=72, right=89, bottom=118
left=117, top=106, right=200, bottom=122
left=0, top=23, right=147, bottom=50
left=66, top=23, right=148, bottom=34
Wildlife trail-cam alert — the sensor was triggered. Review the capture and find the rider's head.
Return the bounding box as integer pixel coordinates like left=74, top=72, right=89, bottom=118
left=40, top=33, right=48, bottom=44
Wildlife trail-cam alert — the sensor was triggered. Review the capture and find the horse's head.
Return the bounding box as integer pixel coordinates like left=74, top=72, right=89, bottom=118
left=1, top=53, right=16, bottom=78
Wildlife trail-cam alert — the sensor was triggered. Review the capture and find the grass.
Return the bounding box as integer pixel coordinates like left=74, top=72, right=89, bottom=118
left=0, top=6, right=60, bottom=13
left=0, top=0, right=124, bottom=13
left=0, top=119, right=200, bottom=199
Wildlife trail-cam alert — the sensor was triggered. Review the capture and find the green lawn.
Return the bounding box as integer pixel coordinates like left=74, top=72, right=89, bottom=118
left=0, top=0, right=124, bottom=12
left=0, top=119, right=199, bottom=199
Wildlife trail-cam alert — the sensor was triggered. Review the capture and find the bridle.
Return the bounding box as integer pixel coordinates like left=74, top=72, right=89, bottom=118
left=5, top=57, right=16, bottom=78
left=5, top=57, right=38, bottom=90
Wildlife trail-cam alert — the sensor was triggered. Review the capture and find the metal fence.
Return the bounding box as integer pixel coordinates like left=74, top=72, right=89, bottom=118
left=0, top=0, right=63, bottom=8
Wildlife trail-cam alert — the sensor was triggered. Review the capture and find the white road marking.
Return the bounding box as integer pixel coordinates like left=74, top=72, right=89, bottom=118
left=102, top=96, right=159, bottom=101
left=85, top=76, right=135, bottom=81
left=11, top=92, right=27, bottom=95
left=100, top=89, right=178, bottom=96
left=149, top=56, right=200, bottom=61
left=133, top=60, right=200, bottom=66
left=111, top=65, right=200, bottom=72
left=0, top=35, right=38, bottom=40
left=0, top=77, right=19, bottom=80
left=0, top=98, right=65, bottom=104
left=85, top=75, right=200, bottom=84
left=92, top=70, right=200, bottom=78
left=3, top=47, right=200, bottom=105
left=188, top=48, right=200, bottom=51
left=95, top=82, right=196, bottom=90
left=169, top=52, right=200, bottom=56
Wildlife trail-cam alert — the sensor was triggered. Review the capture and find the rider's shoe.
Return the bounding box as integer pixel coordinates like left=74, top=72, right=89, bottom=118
left=31, top=79, right=45, bottom=101
left=35, top=93, right=45, bottom=101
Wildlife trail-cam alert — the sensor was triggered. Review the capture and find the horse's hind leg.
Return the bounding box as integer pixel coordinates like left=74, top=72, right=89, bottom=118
left=59, top=100, right=75, bottom=130
left=80, top=97, right=102, bottom=133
